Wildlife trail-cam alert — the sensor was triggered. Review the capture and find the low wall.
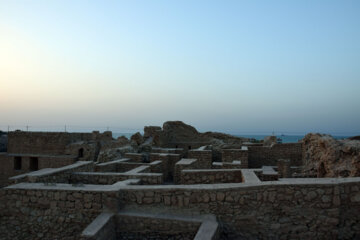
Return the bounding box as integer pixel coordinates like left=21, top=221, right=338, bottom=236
left=81, top=210, right=219, bottom=240
left=255, top=166, right=279, bottom=181
left=0, top=180, right=134, bottom=240
left=149, top=153, right=181, bottom=181
left=180, top=169, right=243, bottom=184
left=149, top=160, right=163, bottom=173
left=248, top=143, right=302, bottom=168
left=174, top=159, right=198, bottom=184
left=7, top=131, right=111, bottom=155
left=80, top=212, right=116, bottom=240
left=71, top=171, right=163, bottom=185
left=118, top=178, right=360, bottom=239
left=124, top=153, right=144, bottom=163
left=188, top=150, right=212, bottom=168
left=116, top=211, right=200, bottom=239
left=95, top=159, right=162, bottom=175
left=151, top=147, right=184, bottom=155
left=95, top=159, right=130, bottom=172
left=221, top=148, right=248, bottom=168
left=0, top=153, right=77, bottom=187
left=2, top=176, right=360, bottom=239
left=212, top=161, right=242, bottom=169
left=10, top=161, right=94, bottom=184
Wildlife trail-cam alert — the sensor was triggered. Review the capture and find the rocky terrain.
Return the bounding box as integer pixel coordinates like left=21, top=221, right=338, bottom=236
left=145, top=121, right=249, bottom=161
left=302, top=133, right=360, bottom=177
left=96, top=121, right=249, bottom=162
left=145, top=121, right=249, bottom=148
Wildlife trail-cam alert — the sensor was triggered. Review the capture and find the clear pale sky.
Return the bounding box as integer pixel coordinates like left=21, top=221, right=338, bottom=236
left=0, top=0, right=359, bottom=135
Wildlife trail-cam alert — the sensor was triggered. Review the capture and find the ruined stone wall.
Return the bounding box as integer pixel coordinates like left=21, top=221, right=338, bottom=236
left=7, top=131, right=112, bottom=156
left=221, top=149, right=248, bottom=168
left=212, top=161, right=242, bottom=169
left=180, top=169, right=243, bottom=184
left=0, top=186, right=119, bottom=240
left=248, top=143, right=302, bottom=168
left=33, top=164, right=95, bottom=184
left=149, top=161, right=163, bottom=173
left=187, top=150, right=212, bottom=168
left=124, top=153, right=144, bottom=163
left=174, top=159, right=197, bottom=184
left=149, top=153, right=181, bottom=182
left=119, top=180, right=360, bottom=239
left=115, top=162, right=144, bottom=172
left=10, top=162, right=94, bottom=185
left=116, top=214, right=199, bottom=239
left=70, top=172, right=163, bottom=185
left=0, top=153, right=77, bottom=187
left=7, top=131, right=100, bottom=155
left=161, top=142, right=210, bottom=151
left=1, top=178, right=360, bottom=239
left=151, top=147, right=184, bottom=155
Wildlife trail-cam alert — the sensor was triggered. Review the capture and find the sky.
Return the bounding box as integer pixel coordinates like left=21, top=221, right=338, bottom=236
left=0, top=0, right=360, bottom=135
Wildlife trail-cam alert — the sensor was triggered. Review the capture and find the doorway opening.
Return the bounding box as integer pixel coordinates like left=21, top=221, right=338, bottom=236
left=30, top=157, right=39, bottom=171
left=78, top=148, right=84, bottom=158
left=14, top=157, right=22, bottom=170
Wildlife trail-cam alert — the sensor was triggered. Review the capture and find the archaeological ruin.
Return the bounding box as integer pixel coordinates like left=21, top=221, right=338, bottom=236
left=0, top=121, right=359, bottom=239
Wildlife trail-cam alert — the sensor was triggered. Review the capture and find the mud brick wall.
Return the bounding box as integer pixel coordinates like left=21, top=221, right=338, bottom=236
left=248, top=143, right=302, bottom=168
left=180, top=169, right=243, bottom=184
left=188, top=150, right=212, bottom=168
left=221, top=149, right=248, bottom=168
left=119, top=180, right=360, bottom=239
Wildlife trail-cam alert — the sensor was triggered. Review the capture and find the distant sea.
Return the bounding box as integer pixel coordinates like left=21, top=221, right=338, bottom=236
left=113, top=133, right=350, bottom=143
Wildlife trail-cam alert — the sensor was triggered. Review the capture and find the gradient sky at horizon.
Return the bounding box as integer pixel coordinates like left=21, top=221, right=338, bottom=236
left=1, top=0, right=360, bottom=135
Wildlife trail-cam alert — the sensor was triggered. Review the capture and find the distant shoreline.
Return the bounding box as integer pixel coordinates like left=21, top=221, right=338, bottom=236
left=112, top=133, right=350, bottom=143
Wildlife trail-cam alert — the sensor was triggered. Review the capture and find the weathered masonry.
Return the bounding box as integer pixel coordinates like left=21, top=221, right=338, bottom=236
left=0, top=128, right=359, bottom=239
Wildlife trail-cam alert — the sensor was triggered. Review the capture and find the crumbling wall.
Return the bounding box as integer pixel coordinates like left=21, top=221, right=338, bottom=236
left=7, top=131, right=112, bottom=155
left=248, top=143, right=302, bottom=168
left=116, top=213, right=199, bottom=239
left=0, top=154, right=78, bottom=187
left=119, top=180, right=360, bottom=239
left=188, top=149, right=212, bottom=168
left=0, top=186, right=119, bottom=240
left=180, top=169, right=243, bottom=184
left=149, top=153, right=181, bottom=182
left=1, top=178, right=360, bottom=239
left=70, top=171, right=163, bottom=185
left=10, top=161, right=94, bottom=184
left=221, top=148, right=248, bottom=168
